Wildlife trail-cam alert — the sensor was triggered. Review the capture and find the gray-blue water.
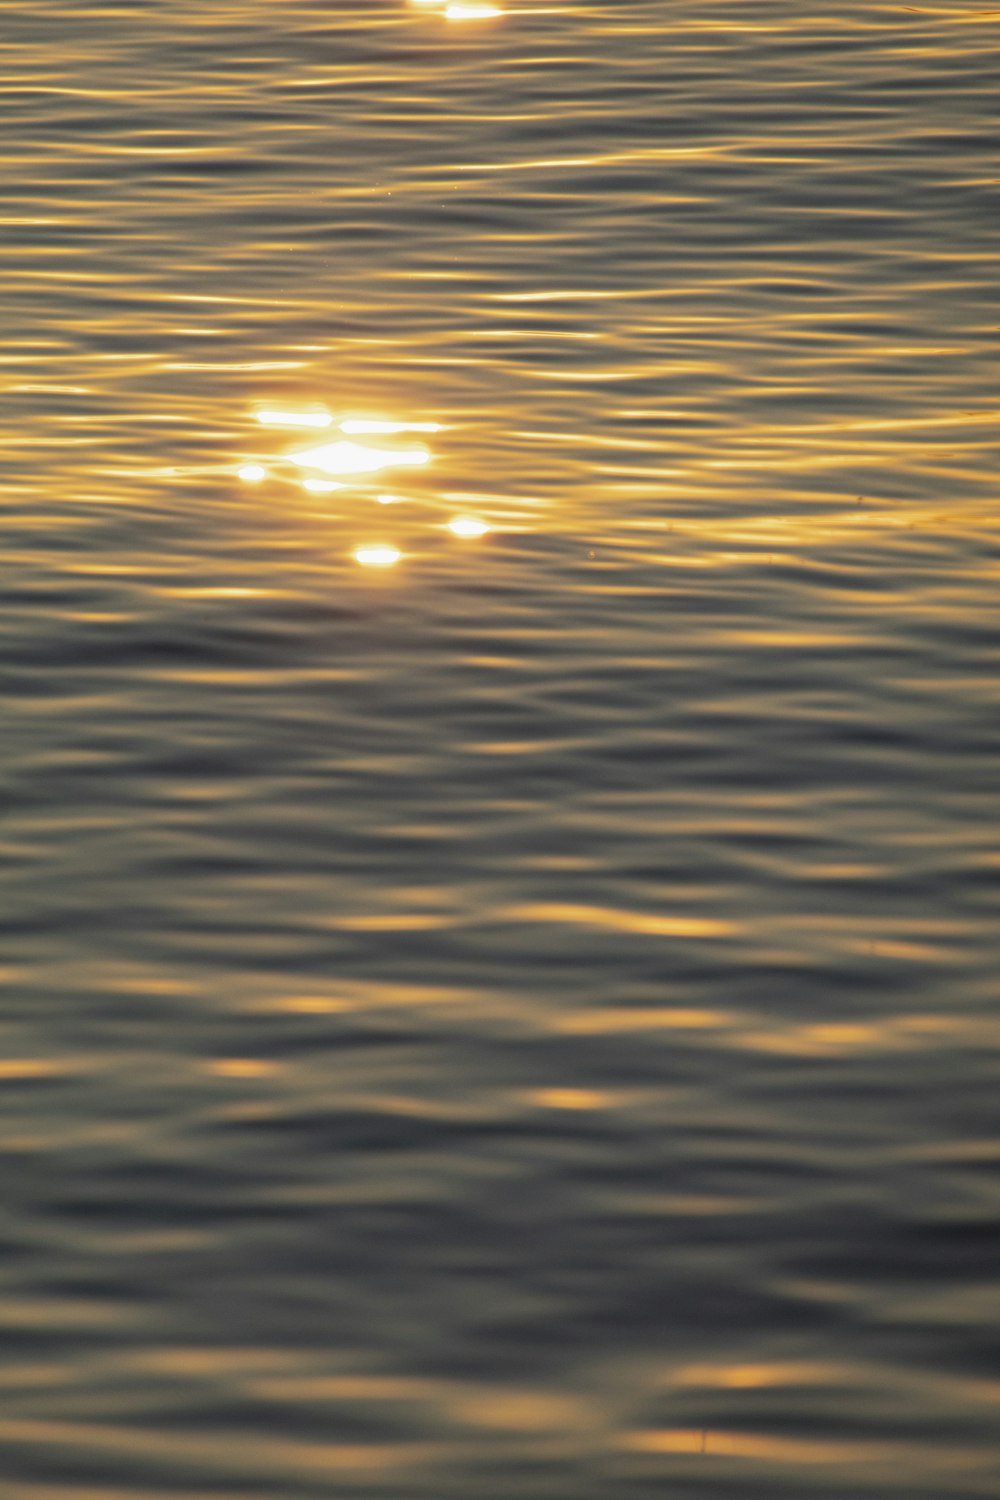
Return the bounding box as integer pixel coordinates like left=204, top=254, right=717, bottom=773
left=2, top=2, right=999, bottom=1495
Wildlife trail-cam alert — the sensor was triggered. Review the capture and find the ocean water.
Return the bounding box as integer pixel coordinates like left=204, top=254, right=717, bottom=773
left=1, top=2, right=998, bottom=1496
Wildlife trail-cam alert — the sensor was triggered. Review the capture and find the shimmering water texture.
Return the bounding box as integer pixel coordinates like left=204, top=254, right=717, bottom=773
left=2, top=2, right=999, bottom=1498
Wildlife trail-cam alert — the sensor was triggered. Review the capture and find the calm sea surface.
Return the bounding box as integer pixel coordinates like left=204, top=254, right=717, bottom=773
left=2, top=2, right=998, bottom=1496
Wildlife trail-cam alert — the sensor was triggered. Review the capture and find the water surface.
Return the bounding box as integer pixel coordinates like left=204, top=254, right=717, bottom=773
left=2, top=2, right=999, bottom=1497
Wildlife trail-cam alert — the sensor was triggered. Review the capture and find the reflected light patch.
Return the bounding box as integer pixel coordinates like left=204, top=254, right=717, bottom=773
left=290, top=441, right=430, bottom=476
left=340, top=419, right=441, bottom=435
left=237, top=463, right=267, bottom=483
left=448, top=516, right=489, bottom=537
left=301, top=477, right=344, bottom=494
left=255, top=409, right=332, bottom=428
left=207, top=1059, right=275, bottom=1078
left=411, top=0, right=501, bottom=13
left=354, top=545, right=401, bottom=568
left=530, top=1089, right=613, bottom=1111
left=376, top=494, right=401, bottom=504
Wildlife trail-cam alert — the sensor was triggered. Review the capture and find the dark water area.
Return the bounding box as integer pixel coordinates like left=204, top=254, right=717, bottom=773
left=2, top=2, right=999, bottom=1496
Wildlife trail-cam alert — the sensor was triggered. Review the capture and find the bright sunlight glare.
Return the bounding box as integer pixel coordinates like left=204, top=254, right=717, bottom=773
left=340, top=419, right=442, bottom=436
left=255, top=410, right=332, bottom=428
left=410, top=0, right=501, bottom=15
left=448, top=516, right=490, bottom=537
left=301, top=477, right=344, bottom=494
left=445, top=2, right=501, bottom=17
left=289, top=441, right=431, bottom=477
left=354, top=545, right=401, bottom=568
left=237, top=463, right=268, bottom=483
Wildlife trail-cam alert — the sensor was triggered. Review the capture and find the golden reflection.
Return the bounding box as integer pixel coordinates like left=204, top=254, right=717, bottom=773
left=617, top=1426, right=992, bottom=1471
left=206, top=1059, right=276, bottom=1078
left=448, top=1389, right=591, bottom=1431
left=0, top=1419, right=438, bottom=1477
left=0, top=1300, right=144, bottom=1330
left=244, top=408, right=438, bottom=490
left=340, top=419, right=441, bottom=436
left=500, top=903, right=736, bottom=939
left=555, top=1007, right=733, bottom=1035
left=289, top=440, right=430, bottom=477
left=249, top=1374, right=429, bottom=1403
left=609, top=1192, right=763, bottom=1216
left=529, top=1088, right=614, bottom=1111
left=619, top=1428, right=911, bottom=1463
left=0, top=1059, right=85, bottom=1080
left=255, top=409, right=332, bottom=428
left=445, top=2, right=502, bottom=16
left=447, top=516, right=489, bottom=537
left=411, top=0, right=502, bottom=16
left=674, top=1360, right=833, bottom=1390
left=301, top=477, right=344, bottom=494
left=280, top=996, right=356, bottom=1013
left=354, top=545, right=401, bottom=568
left=237, top=405, right=485, bottom=567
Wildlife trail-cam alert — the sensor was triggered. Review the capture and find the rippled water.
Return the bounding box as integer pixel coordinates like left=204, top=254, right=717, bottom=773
left=2, top=2, right=999, bottom=1496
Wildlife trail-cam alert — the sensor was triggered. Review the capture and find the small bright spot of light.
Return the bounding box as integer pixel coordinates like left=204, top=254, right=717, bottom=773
left=376, top=494, right=400, bottom=504
left=255, top=410, right=331, bottom=428
left=448, top=516, right=489, bottom=538
left=355, top=545, right=401, bottom=568
left=302, top=477, right=344, bottom=494
left=238, top=463, right=267, bottom=483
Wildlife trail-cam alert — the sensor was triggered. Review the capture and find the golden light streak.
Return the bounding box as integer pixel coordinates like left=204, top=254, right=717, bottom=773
left=529, top=1089, right=614, bottom=1111
left=447, top=516, right=489, bottom=537
left=340, top=419, right=441, bottom=435
left=0, top=1419, right=439, bottom=1477
left=555, top=1007, right=734, bottom=1035
left=0, top=1059, right=86, bottom=1080
left=498, top=903, right=736, bottom=938
left=410, top=0, right=502, bottom=15
left=289, top=441, right=430, bottom=477
left=206, top=1059, right=276, bottom=1078
left=445, top=2, right=502, bottom=17
left=301, top=477, right=344, bottom=494
left=254, top=409, right=332, bottom=428
left=354, top=545, right=401, bottom=568
left=616, top=1427, right=991, bottom=1469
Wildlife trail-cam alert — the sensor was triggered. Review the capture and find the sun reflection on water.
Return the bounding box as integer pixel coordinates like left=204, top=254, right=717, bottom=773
left=238, top=406, right=499, bottom=568
left=289, top=440, right=431, bottom=477
left=409, top=0, right=502, bottom=18
left=447, top=516, right=489, bottom=537
left=354, top=545, right=402, bottom=569
left=301, top=477, right=344, bottom=494
left=254, top=409, right=332, bottom=429
left=340, top=419, right=442, bottom=436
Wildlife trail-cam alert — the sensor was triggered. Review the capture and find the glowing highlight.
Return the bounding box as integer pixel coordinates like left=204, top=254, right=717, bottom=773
left=301, top=477, right=344, bottom=494
left=289, top=441, right=430, bottom=477
left=354, top=545, right=401, bottom=568
left=448, top=516, right=489, bottom=537
left=255, top=410, right=332, bottom=428
left=340, top=419, right=441, bottom=436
